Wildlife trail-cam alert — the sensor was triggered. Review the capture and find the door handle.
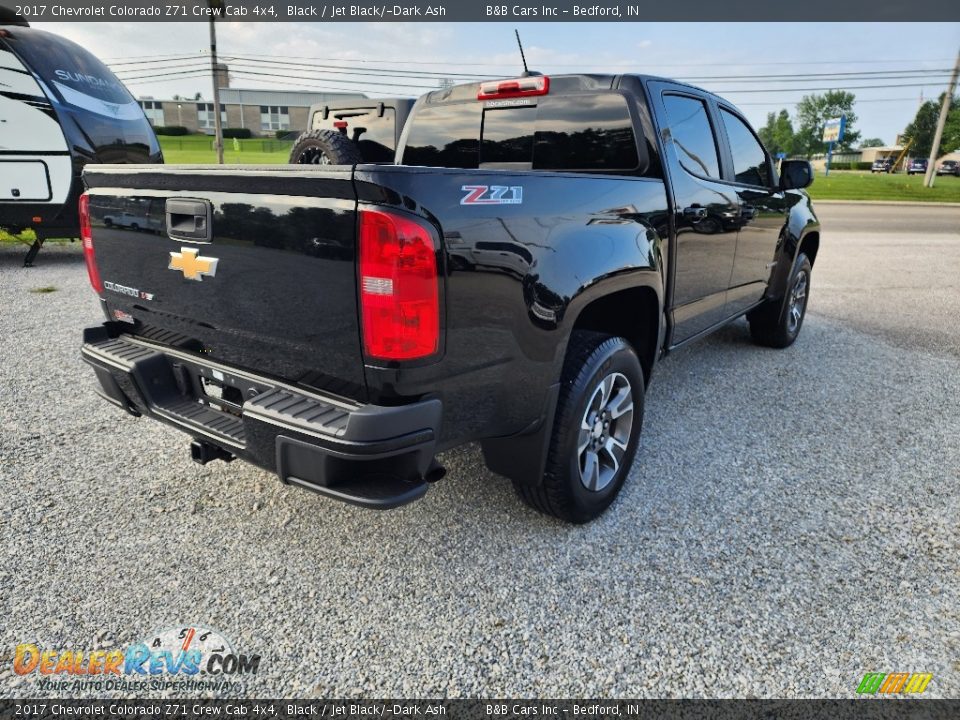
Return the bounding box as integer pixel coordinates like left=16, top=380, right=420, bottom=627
left=682, top=206, right=708, bottom=220
left=166, top=198, right=212, bottom=242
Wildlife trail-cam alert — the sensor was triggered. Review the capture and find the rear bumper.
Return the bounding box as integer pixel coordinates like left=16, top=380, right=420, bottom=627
left=81, top=324, right=442, bottom=509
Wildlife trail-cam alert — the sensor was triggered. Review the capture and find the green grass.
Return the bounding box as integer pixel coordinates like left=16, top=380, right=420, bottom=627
left=29, top=286, right=58, bottom=293
left=158, top=135, right=293, bottom=165
left=806, top=170, right=960, bottom=203
left=0, top=228, right=35, bottom=244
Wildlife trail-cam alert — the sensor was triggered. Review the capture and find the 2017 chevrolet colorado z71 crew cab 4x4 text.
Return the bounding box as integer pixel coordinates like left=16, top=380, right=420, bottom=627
left=79, top=73, right=819, bottom=523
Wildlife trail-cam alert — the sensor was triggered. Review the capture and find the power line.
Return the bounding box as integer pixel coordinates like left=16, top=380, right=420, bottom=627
left=227, top=55, right=954, bottom=83
left=106, top=50, right=957, bottom=79
left=119, top=65, right=441, bottom=91
left=101, top=52, right=204, bottom=61
left=226, top=71, right=396, bottom=96
left=118, top=61, right=956, bottom=95
left=108, top=54, right=207, bottom=67
left=118, top=67, right=233, bottom=83
left=679, top=69, right=954, bottom=82
left=113, top=57, right=487, bottom=81
left=734, top=97, right=924, bottom=106
left=187, top=52, right=957, bottom=69
left=700, top=82, right=954, bottom=93
left=125, top=70, right=212, bottom=86
left=111, top=54, right=954, bottom=84
left=221, top=54, right=489, bottom=79
left=113, top=58, right=954, bottom=93
left=221, top=68, right=440, bottom=90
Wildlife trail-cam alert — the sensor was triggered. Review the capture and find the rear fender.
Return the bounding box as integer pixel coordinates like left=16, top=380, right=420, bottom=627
left=483, top=239, right=664, bottom=488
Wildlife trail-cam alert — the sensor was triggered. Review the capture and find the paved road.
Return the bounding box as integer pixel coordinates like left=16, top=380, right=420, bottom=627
left=813, top=204, right=960, bottom=357
left=0, top=203, right=958, bottom=698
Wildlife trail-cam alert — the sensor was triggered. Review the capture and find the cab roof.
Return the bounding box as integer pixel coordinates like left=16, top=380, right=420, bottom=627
left=421, top=72, right=729, bottom=107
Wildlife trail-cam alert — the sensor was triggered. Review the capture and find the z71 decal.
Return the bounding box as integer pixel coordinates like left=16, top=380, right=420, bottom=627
left=460, top=185, right=523, bottom=205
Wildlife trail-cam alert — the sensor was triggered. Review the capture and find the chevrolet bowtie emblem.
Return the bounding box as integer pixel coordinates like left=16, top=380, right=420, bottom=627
left=169, top=247, right=218, bottom=281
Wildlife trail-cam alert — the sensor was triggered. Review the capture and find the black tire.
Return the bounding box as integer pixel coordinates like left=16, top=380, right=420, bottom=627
left=288, top=129, right=362, bottom=165
left=748, top=252, right=813, bottom=349
left=130, top=223, right=139, bottom=232
left=103, top=218, right=113, bottom=227
left=514, top=332, right=645, bottom=523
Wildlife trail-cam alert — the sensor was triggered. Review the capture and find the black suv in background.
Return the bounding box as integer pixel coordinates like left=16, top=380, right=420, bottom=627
left=289, top=98, right=415, bottom=164
left=871, top=157, right=895, bottom=173
left=907, top=158, right=928, bottom=175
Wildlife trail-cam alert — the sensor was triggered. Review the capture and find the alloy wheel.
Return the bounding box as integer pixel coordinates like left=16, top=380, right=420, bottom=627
left=577, top=372, right=634, bottom=492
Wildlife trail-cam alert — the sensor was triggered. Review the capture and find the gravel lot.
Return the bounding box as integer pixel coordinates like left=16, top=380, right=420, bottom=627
left=1, top=203, right=958, bottom=698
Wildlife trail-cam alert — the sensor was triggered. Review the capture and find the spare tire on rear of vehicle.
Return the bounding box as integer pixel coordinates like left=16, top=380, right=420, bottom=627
left=288, top=129, right=363, bottom=165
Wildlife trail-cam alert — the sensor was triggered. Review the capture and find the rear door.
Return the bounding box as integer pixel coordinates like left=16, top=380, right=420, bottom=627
left=714, top=105, right=787, bottom=317
left=84, top=166, right=367, bottom=399
left=649, top=83, right=739, bottom=344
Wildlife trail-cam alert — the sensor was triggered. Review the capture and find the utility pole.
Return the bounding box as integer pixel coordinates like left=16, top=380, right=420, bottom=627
left=924, top=48, right=959, bottom=188
left=208, top=0, right=225, bottom=165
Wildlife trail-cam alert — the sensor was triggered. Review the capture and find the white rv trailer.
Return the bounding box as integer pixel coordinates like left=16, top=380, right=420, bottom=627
left=0, top=12, right=161, bottom=264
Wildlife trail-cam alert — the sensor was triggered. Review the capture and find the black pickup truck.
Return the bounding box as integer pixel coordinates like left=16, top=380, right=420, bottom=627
left=80, top=73, right=819, bottom=523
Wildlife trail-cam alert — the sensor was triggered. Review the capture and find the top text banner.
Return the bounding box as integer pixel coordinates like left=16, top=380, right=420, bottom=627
left=3, top=0, right=958, bottom=22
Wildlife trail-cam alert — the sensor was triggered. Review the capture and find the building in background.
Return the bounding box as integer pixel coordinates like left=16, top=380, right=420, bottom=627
left=138, top=73, right=366, bottom=136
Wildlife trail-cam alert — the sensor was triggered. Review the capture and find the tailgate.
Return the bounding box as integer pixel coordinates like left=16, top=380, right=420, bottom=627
left=83, top=165, right=366, bottom=399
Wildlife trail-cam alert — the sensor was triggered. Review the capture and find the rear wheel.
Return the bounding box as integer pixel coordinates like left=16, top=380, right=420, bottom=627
left=288, top=129, right=362, bottom=165
left=514, top=332, right=644, bottom=523
left=748, top=252, right=812, bottom=348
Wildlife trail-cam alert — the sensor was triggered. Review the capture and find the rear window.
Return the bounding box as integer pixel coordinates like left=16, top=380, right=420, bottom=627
left=313, top=107, right=397, bottom=162
left=402, top=93, right=640, bottom=173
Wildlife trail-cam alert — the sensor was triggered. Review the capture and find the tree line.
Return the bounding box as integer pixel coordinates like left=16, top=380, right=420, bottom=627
left=757, top=90, right=960, bottom=159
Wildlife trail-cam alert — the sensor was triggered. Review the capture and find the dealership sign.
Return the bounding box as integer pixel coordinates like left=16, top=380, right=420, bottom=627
left=822, top=116, right=846, bottom=143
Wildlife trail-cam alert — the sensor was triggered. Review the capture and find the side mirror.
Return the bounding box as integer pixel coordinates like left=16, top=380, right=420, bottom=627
left=779, top=160, right=814, bottom=190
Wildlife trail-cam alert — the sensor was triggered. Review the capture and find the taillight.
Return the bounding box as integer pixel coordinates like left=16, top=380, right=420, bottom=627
left=477, top=75, right=550, bottom=100
left=78, top=192, right=102, bottom=294
left=359, top=208, right=440, bottom=361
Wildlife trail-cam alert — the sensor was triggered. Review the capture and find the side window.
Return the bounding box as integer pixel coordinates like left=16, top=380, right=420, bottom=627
left=720, top=108, right=770, bottom=187
left=533, top=94, right=640, bottom=172
left=662, top=94, right=721, bottom=180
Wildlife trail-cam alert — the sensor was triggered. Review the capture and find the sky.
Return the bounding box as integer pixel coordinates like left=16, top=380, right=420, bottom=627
left=31, top=20, right=960, bottom=145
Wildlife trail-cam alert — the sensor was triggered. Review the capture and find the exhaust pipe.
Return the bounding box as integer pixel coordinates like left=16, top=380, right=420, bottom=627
left=424, top=460, right=446, bottom=483
left=190, top=440, right=234, bottom=465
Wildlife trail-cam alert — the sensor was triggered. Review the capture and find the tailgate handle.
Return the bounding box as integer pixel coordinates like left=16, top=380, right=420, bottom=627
left=166, top=198, right=212, bottom=242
